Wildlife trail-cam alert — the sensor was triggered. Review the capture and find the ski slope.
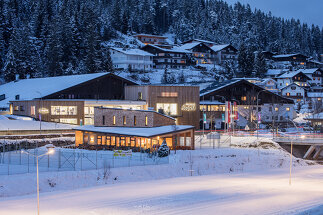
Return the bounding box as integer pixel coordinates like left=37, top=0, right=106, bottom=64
left=0, top=166, right=322, bottom=215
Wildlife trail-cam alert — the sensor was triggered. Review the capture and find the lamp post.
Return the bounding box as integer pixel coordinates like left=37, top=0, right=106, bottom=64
left=287, top=119, right=304, bottom=185
left=22, top=146, right=55, bottom=215
left=36, top=91, right=43, bottom=137
left=256, top=89, right=267, bottom=139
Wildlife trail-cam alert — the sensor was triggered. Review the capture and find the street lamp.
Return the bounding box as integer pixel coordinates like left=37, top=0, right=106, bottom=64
left=256, top=89, right=267, bottom=139
left=21, top=145, right=55, bottom=215
left=287, top=119, right=304, bottom=186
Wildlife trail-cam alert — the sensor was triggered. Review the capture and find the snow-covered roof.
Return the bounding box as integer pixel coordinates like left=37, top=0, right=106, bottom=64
left=0, top=72, right=111, bottom=109
left=178, top=42, right=202, bottom=50
left=73, top=125, right=194, bottom=137
left=259, top=78, right=276, bottom=85
left=146, top=44, right=191, bottom=54
left=110, top=47, right=153, bottom=56
left=200, top=79, right=241, bottom=96
left=133, top=34, right=167, bottom=39
left=210, top=44, right=231, bottom=52
left=272, top=53, right=305, bottom=58
left=304, top=112, right=323, bottom=120
left=277, top=71, right=309, bottom=79
left=266, top=69, right=285, bottom=76
left=280, top=83, right=307, bottom=91
left=182, top=39, right=216, bottom=45
left=296, top=68, right=321, bottom=75
left=200, top=100, right=224, bottom=105
left=0, top=119, right=76, bottom=131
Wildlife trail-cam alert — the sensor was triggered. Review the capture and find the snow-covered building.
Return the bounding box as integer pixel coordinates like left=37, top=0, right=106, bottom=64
left=178, top=42, right=217, bottom=65
left=257, top=78, right=279, bottom=93
left=298, top=68, right=322, bottom=86
left=304, top=112, right=323, bottom=133
left=74, top=107, right=195, bottom=150
left=275, top=71, right=311, bottom=89
left=141, top=44, right=191, bottom=69
left=133, top=34, right=168, bottom=45
left=109, top=47, right=153, bottom=71
left=281, top=83, right=306, bottom=103
left=210, top=44, right=238, bottom=65
left=200, top=79, right=295, bottom=128
left=265, top=69, right=287, bottom=78
left=1, top=73, right=139, bottom=123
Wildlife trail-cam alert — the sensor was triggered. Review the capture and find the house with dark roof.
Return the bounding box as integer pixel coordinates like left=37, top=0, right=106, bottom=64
left=281, top=83, right=307, bottom=103
left=298, top=68, right=322, bottom=86
left=272, top=53, right=308, bottom=68
left=178, top=42, right=217, bottom=65
left=133, top=34, right=169, bottom=46
left=200, top=79, right=295, bottom=128
left=141, top=44, right=192, bottom=69
left=210, top=44, right=238, bottom=65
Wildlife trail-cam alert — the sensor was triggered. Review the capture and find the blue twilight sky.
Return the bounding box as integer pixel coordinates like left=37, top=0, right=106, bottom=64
left=223, top=0, right=323, bottom=28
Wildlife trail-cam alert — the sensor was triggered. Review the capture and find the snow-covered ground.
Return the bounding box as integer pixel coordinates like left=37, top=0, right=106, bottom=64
left=0, top=136, right=321, bottom=214
left=0, top=166, right=322, bottom=215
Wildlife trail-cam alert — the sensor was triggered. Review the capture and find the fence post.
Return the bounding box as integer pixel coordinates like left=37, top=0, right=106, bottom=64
left=96, top=149, right=98, bottom=170
left=80, top=151, right=83, bottom=171
left=19, top=144, right=22, bottom=165
left=112, top=154, right=114, bottom=168
left=58, top=149, right=61, bottom=170
left=48, top=153, right=50, bottom=170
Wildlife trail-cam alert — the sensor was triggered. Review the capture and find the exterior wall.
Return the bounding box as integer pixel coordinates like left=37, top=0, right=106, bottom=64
left=11, top=100, right=84, bottom=125
left=259, top=103, right=295, bottom=123
left=125, top=85, right=200, bottom=128
left=94, top=108, right=175, bottom=127
left=134, top=35, right=167, bottom=45
left=281, top=85, right=305, bottom=99
left=110, top=49, right=153, bottom=70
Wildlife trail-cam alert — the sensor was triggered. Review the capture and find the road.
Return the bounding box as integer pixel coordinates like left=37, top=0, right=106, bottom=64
left=0, top=166, right=322, bottom=215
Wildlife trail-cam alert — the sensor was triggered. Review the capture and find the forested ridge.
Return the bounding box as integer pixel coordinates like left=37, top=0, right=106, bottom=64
left=0, top=0, right=322, bottom=82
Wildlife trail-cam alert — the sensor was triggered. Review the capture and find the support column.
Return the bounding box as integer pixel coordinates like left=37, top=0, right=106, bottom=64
left=191, top=129, right=195, bottom=150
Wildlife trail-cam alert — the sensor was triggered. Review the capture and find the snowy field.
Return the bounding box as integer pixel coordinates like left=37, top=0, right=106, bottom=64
left=0, top=166, right=322, bottom=215
left=0, top=136, right=322, bottom=214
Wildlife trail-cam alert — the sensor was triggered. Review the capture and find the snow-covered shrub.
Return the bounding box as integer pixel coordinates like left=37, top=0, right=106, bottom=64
left=158, top=140, right=169, bottom=157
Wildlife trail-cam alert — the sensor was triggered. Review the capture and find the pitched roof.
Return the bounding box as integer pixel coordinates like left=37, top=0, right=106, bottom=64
left=296, top=68, right=321, bottom=74
left=277, top=71, right=310, bottom=79
left=73, top=125, right=194, bottom=138
left=200, top=79, right=241, bottom=96
left=0, top=73, right=136, bottom=109
left=266, top=69, right=286, bottom=76
left=182, top=39, right=216, bottom=45
left=144, top=44, right=191, bottom=54
left=210, top=44, right=236, bottom=52
left=280, top=83, right=307, bottom=91
left=272, top=53, right=308, bottom=58
left=110, top=47, right=153, bottom=56
left=133, top=34, right=167, bottom=39
left=304, top=112, right=323, bottom=120
left=178, top=42, right=202, bottom=50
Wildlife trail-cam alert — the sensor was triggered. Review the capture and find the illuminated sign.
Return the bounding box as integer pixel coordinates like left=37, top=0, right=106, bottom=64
left=181, top=103, right=196, bottom=111
left=38, top=108, right=49, bottom=114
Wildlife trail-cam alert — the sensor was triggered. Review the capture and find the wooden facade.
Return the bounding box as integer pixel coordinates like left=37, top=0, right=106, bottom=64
left=125, top=85, right=200, bottom=128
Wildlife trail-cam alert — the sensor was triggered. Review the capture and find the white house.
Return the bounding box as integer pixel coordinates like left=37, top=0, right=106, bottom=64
left=257, top=78, right=279, bottom=93
left=275, top=71, right=310, bottom=89
left=281, top=83, right=306, bottom=103
left=109, top=48, right=153, bottom=70
left=299, top=68, right=322, bottom=86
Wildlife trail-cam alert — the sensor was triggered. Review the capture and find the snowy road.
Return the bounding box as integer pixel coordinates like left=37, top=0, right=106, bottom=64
left=0, top=166, right=322, bottom=215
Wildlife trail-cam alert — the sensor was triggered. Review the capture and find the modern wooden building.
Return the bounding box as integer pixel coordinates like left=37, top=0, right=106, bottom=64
left=74, top=107, right=195, bottom=150
left=125, top=85, right=200, bottom=128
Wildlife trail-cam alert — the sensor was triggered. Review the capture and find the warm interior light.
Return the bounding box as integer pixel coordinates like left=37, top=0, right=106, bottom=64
left=47, top=148, right=55, bottom=155
left=300, top=135, right=306, bottom=139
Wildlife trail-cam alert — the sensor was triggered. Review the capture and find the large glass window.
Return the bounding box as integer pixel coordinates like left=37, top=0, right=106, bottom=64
left=51, top=106, right=77, bottom=115
left=156, top=103, right=177, bottom=115
left=84, top=106, right=94, bottom=115
left=59, top=118, right=77, bottom=124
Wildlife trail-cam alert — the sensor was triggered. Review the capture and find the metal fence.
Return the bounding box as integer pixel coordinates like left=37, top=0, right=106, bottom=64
left=0, top=146, right=169, bottom=175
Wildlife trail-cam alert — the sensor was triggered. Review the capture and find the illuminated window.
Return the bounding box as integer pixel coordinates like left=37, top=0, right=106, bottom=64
left=134, top=116, right=137, bottom=126
left=31, top=106, right=36, bottom=115
left=138, top=92, right=143, bottom=100
left=156, top=103, right=177, bottom=115
left=51, top=106, right=77, bottom=115
left=145, top=116, right=148, bottom=126
left=113, top=116, right=116, bottom=125
left=123, top=116, right=126, bottom=125
left=286, top=93, right=290, bottom=96
left=14, top=106, right=19, bottom=111
left=286, top=83, right=289, bottom=86
left=275, top=107, right=279, bottom=112
left=241, top=96, right=247, bottom=101
left=84, top=107, right=94, bottom=115
left=59, top=118, right=77, bottom=124
left=161, top=92, right=178, bottom=97
left=286, top=107, right=290, bottom=111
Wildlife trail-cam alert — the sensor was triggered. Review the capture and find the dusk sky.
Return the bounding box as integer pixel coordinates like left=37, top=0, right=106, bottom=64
left=223, top=0, right=323, bottom=28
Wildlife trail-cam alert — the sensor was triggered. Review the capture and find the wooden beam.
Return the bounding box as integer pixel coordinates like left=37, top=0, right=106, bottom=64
left=303, top=145, right=316, bottom=159
left=313, top=146, right=323, bottom=160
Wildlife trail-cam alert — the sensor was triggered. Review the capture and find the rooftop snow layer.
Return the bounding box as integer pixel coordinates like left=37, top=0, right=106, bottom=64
left=178, top=42, right=202, bottom=50
left=296, top=68, right=320, bottom=74
left=0, top=119, right=76, bottom=131
left=0, top=72, right=109, bottom=109
left=73, top=125, right=194, bottom=137
left=277, top=71, right=306, bottom=78
left=110, top=47, right=153, bottom=56
left=147, top=44, right=191, bottom=53
left=210, top=44, right=230, bottom=52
